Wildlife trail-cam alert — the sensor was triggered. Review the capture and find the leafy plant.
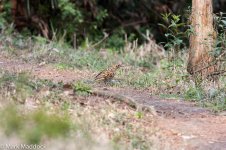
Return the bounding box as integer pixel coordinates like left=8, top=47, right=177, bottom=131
left=184, top=87, right=204, bottom=101
left=213, top=12, right=226, bottom=60
left=73, top=81, right=92, bottom=95
left=0, top=0, right=11, bottom=29
left=105, top=28, right=127, bottom=51
left=159, top=13, right=193, bottom=54
left=135, top=111, right=143, bottom=119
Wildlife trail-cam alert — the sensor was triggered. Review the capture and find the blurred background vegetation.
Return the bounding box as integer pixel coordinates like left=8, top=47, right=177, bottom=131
left=0, top=0, right=225, bottom=51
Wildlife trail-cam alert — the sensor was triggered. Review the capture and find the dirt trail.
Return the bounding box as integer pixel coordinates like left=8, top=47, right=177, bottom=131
left=93, top=87, right=226, bottom=149
left=0, top=55, right=226, bottom=150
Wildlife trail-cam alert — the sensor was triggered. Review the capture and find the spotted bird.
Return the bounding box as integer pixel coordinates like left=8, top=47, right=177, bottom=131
left=94, top=64, right=122, bottom=83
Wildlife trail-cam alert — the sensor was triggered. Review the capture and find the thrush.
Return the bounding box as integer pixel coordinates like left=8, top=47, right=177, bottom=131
left=94, top=64, right=122, bottom=83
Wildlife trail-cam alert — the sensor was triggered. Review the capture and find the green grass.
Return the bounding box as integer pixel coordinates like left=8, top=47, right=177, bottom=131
left=0, top=71, right=65, bottom=103
left=0, top=106, right=72, bottom=144
left=0, top=31, right=226, bottom=112
left=184, top=87, right=205, bottom=101
left=54, top=63, right=72, bottom=70
left=0, top=71, right=35, bottom=103
left=121, top=71, right=158, bottom=88
left=73, top=81, right=92, bottom=96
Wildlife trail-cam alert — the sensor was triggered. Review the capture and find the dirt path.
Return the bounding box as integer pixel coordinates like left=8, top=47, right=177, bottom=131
left=93, top=87, right=226, bottom=149
left=1, top=55, right=226, bottom=150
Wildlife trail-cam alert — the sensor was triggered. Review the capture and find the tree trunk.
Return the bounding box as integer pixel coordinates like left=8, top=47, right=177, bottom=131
left=187, top=0, right=218, bottom=80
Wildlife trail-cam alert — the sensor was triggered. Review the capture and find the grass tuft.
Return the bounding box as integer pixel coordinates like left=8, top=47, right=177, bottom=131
left=73, top=81, right=92, bottom=96
left=0, top=105, right=72, bottom=144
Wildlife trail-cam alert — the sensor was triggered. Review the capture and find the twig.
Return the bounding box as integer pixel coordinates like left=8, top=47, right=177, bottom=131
left=192, top=60, right=217, bottom=74
left=89, top=32, right=109, bottom=49
left=121, top=19, right=147, bottom=28
left=216, top=50, right=226, bottom=60
left=191, top=50, right=226, bottom=75
left=208, top=70, right=226, bottom=76
left=73, top=33, right=77, bottom=49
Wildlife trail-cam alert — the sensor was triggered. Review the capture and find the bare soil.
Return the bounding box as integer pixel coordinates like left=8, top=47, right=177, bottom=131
left=0, top=54, right=226, bottom=150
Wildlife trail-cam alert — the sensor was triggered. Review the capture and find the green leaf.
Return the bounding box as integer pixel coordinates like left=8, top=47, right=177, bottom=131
left=221, top=20, right=226, bottom=26
left=158, top=23, right=168, bottom=30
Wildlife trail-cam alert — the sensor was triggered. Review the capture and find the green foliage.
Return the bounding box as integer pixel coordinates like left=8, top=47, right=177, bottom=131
left=184, top=87, right=204, bottom=101
left=51, top=0, right=83, bottom=43
left=49, top=0, right=110, bottom=46
left=95, top=9, right=108, bottom=24
left=122, top=58, right=187, bottom=89
left=105, top=33, right=125, bottom=51
left=59, top=0, right=81, bottom=19
left=130, top=137, right=150, bottom=150
left=27, top=110, right=71, bottom=144
left=0, top=72, right=50, bottom=92
left=0, top=71, right=66, bottom=104
left=128, top=72, right=158, bottom=88
left=0, top=1, right=11, bottom=29
left=1, top=28, right=225, bottom=112
left=204, top=78, right=226, bottom=111
left=159, top=13, right=192, bottom=53
left=0, top=106, right=23, bottom=135
left=104, top=28, right=127, bottom=51
left=73, top=81, right=92, bottom=95
left=0, top=0, right=192, bottom=49
left=207, top=96, right=226, bottom=112
left=56, top=50, right=111, bottom=71
left=54, top=63, right=72, bottom=70
left=0, top=72, right=34, bottom=103
left=0, top=106, right=72, bottom=144
left=213, top=12, right=226, bottom=58
left=135, top=111, right=143, bottom=119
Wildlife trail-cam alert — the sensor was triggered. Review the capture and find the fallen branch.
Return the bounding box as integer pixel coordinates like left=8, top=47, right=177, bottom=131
left=192, top=51, right=226, bottom=75
left=208, top=70, right=226, bottom=76
left=192, top=60, right=217, bottom=74
left=91, top=89, right=157, bottom=116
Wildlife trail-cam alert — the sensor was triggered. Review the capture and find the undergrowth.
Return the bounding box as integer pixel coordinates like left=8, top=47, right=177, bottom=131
left=0, top=106, right=72, bottom=144
left=2, top=29, right=226, bottom=111
left=0, top=26, right=225, bottom=112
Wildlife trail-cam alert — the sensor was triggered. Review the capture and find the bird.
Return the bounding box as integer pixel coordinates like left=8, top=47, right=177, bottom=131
left=94, top=63, right=122, bottom=83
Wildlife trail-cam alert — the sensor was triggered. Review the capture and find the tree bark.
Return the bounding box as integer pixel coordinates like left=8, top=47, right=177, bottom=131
left=188, top=0, right=218, bottom=80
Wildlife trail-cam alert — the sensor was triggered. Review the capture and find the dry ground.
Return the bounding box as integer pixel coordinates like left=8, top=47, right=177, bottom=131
left=0, top=53, right=226, bottom=150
